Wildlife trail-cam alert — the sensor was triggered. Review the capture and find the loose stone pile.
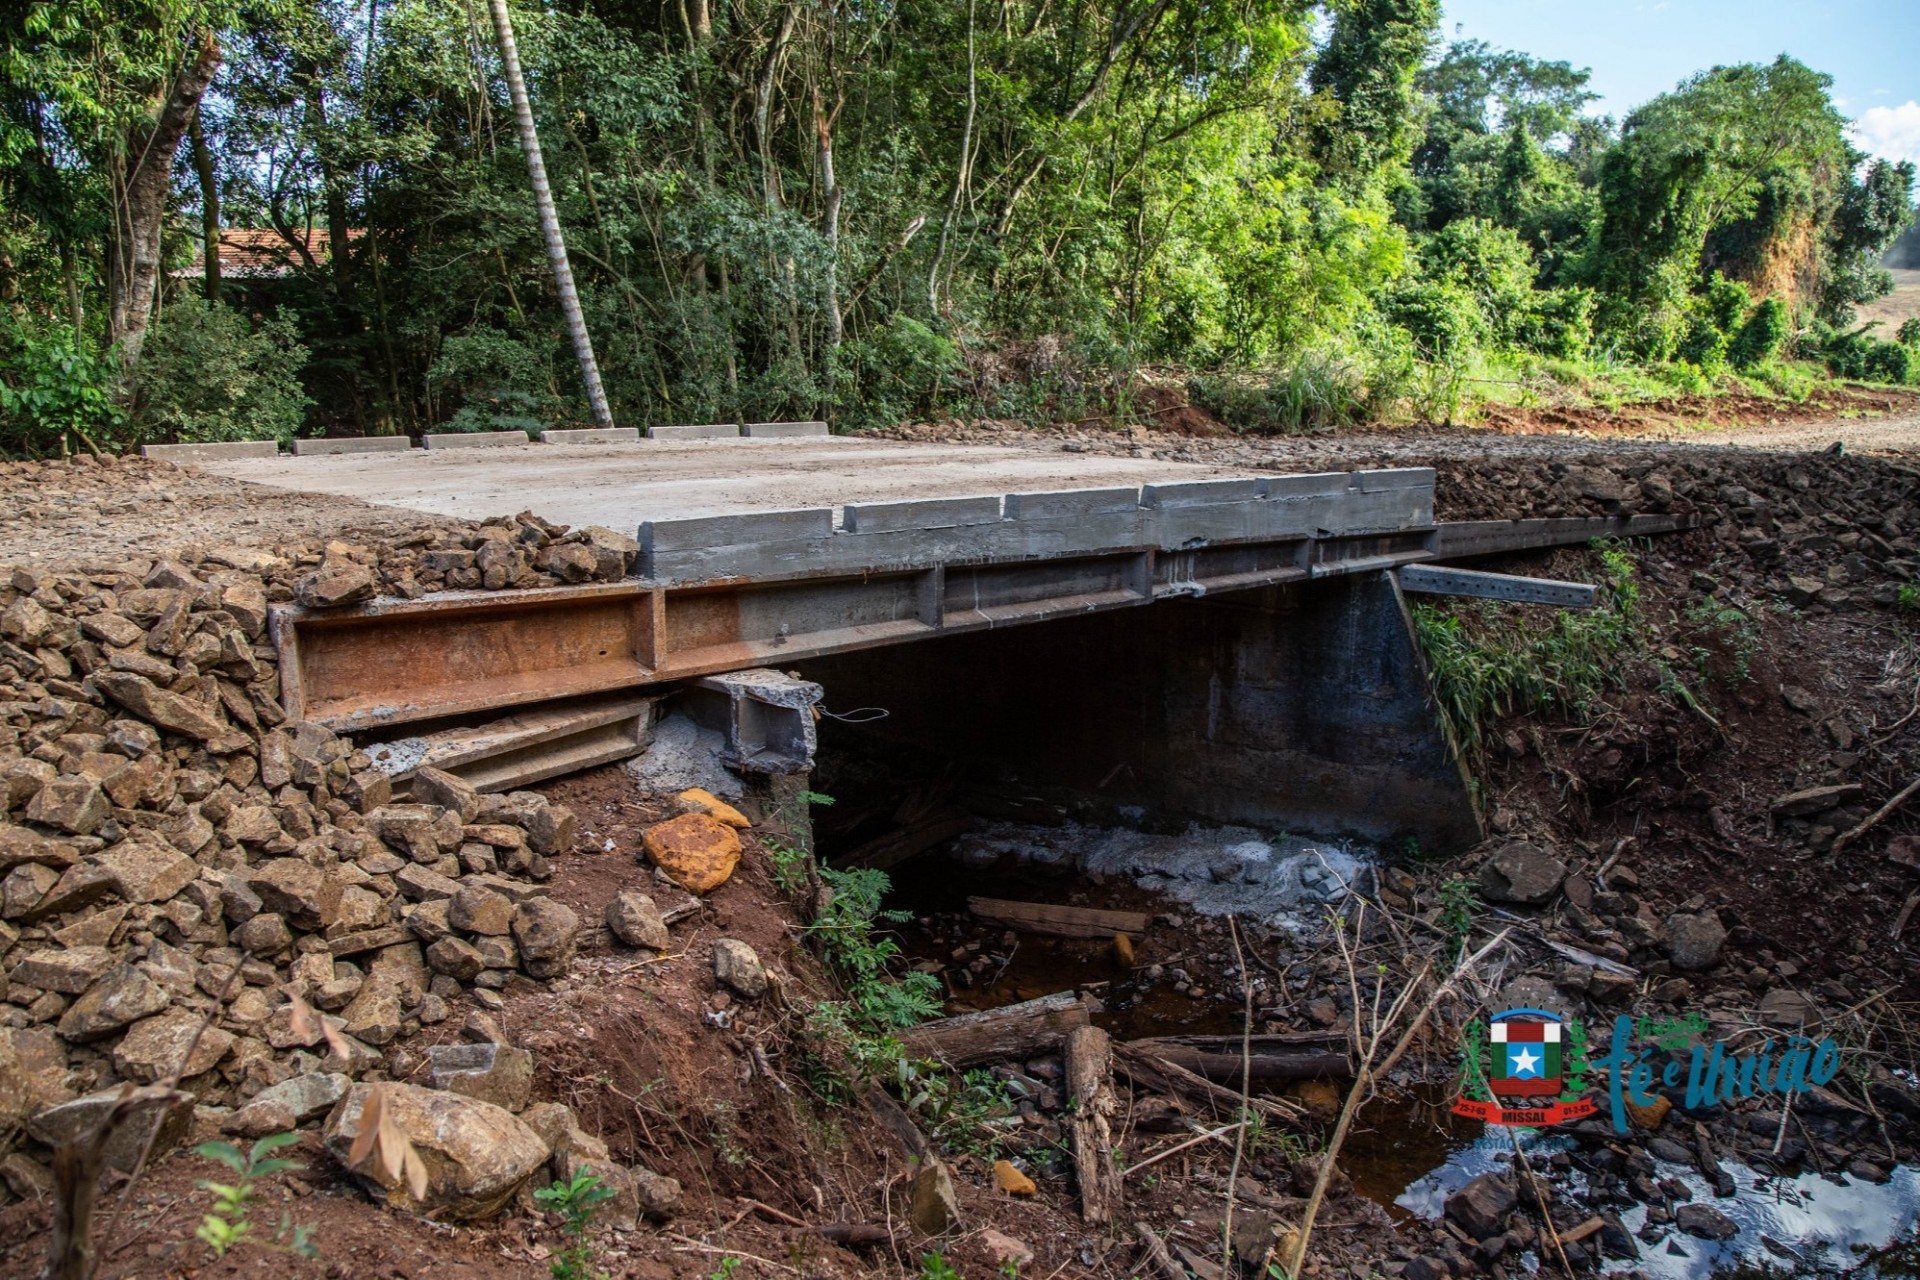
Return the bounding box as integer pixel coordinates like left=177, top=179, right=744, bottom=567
left=0, top=523, right=666, bottom=1213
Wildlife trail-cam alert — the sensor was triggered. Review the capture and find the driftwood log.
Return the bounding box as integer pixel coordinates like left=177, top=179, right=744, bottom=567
left=967, top=896, right=1152, bottom=939
left=897, top=991, right=1095, bottom=1068
left=1124, top=1034, right=1353, bottom=1084
left=1065, top=1024, right=1125, bottom=1225
left=1112, top=1041, right=1305, bottom=1126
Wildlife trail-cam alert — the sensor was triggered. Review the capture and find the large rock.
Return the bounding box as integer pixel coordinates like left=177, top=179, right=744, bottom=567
left=1770, top=784, right=1863, bottom=818
left=57, top=964, right=171, bottom=1041
left=525, top=803, right=577, bottom=856
left=1675, top=1203, right=1737, bottom=1241
left=511, top=898, right=580, bottom=979
left=426, top=1041, right=534, bottom=1113
left=27, top=1085, right=194, bottom=1171
left=412, top=767, right=481, bottom=824
left=111, top=1008, right=234, bottom=1082
left=606, top=890, right=670, bottom=950
left=910, top=1157, right=962, bottom=1236
left=24, top=776, right=108, bottom=835
left=712, top=938, right=768, bottom=998
left=10, top=945, right=115, bottom=994
left=322, top=1082, right=550, bottom=1219
left=297, top=561, right=376, bottom=609
left=448, top=885, right=514, bottom=937
left=642, top=813, right=741, bottom=894
left=92, top=672, right=239, bottom=747
left=1477, top=841, right=1566, bottom=905
left=95, top=838, right=197, bottom=904
left=370, top=805, right=465, bottom=862
left=1444, top=1172, right=1516, bottom=1240
left=225, top=1072, right=351, bottom=1136
left=1665, top=911, right=1727, bottom=971
left=246, top=858, right=342, bottom=931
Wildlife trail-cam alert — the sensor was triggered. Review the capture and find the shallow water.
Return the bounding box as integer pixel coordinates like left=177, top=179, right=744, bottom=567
left=1392, top=1119, right=1920, bottom=1277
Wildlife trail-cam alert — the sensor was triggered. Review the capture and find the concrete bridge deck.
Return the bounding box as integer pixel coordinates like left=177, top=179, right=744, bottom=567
left=205, top=436, right=1257, bottom=528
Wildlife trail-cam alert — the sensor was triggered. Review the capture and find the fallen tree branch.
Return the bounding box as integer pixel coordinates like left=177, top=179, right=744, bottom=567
left=1833, top=774, right=1920, bottom=856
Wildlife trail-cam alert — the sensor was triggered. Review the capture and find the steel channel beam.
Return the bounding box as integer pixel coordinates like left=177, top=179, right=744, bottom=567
left=275, top=513, right=1690, bottom=733
left=1397, top=565, right=1598, bottom=608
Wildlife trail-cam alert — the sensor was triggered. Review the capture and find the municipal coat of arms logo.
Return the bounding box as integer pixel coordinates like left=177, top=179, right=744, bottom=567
left=1452, top=1007, right=1597, bottom=1126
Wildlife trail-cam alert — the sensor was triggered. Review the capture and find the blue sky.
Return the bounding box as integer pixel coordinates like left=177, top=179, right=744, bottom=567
left=1439, top=0, right=1920, bottom=166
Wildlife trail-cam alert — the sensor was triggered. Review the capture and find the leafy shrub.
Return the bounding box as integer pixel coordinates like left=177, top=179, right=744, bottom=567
left=836, top=315, right=962, bottom=432
left=1818, top=327, right=1917, bottom=384
left=1899, top=317, right=1920, bottom=348
left=137, top=299, right=311, bottom=445
left=1729, top=297, right=1789, bottom=370
left=427, top=327, right=556, bottom=432
left=1189, top=350, right=1367, bottom=434
left=1379, top=279, right=1487, bottom=360
left=1514, top=287, right=1594, bottom=359
left=0, top=317, right=125, bottom=455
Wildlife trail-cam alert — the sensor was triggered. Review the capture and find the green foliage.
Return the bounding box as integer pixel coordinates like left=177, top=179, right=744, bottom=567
left=811, top=865, right=942, bottom=1031
left=0, top=316, right=124, bottom=454
left=1412, top=543, right=1642, bottom=764
left=837, top=316, right=963, bottom=433
left=191, top=1133, right=317, bottom=1260
left=1897, top=584, right=1920, bottom=613
left=1816, top=325, right=1920, bottom=385
left=707, top=1258, right=742, bottom=1280
left=895, top=1059, right=1017, bottom=1158
left=135, top=299, right=311, bottom=445
left=534, top=1166, right=617, bottom=1280
left=919, top=1251, right=963, bottom=1280
left=1730, top=297, right=1790, bottom=370
left=1437, top=876, right=1477, bottom=965
left=427, top=327, right=556, bottom=433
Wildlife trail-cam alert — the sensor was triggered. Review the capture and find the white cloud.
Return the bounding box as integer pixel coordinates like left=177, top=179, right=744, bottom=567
left=1852, top=101, right=1920, bottom=166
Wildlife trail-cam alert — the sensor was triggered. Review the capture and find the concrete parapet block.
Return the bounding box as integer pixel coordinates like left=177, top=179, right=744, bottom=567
left=140, top=440, right=280, bottom=463
left=539, top=427, right=640, bottom=445
left=842, top=495, right=1003, bottom=534
left=292, top=435, right=414, bottom=456
left=1003, top=487, right=1142, bottom=519
left=1354, top=466, right=1437, bottom=493
left=647, top=423, right=742, bottom=441
left=639, top=509, right=835, bottom=578
left=423, top=430, right=531, bottom=449
left=741, top=420, right=829, bottom=438
left=1140, top=478, right=1266, bottom=508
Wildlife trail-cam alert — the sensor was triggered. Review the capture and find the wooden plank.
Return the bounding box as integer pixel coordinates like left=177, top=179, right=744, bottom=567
left=840, top=813, right=972, bottom=871
left=967, top=896, right=1152, bottom=940
left=897, top=991, right=1093, bottom=1068
left=1066, top=1025, right=1124, bottom=1226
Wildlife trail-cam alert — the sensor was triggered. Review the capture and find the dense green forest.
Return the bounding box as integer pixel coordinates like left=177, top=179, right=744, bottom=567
left=1, top=0, right=1916, bottom=450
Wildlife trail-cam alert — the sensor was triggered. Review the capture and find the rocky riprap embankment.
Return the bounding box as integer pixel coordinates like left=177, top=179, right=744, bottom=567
left=0, top=512, right=719, bottom=1222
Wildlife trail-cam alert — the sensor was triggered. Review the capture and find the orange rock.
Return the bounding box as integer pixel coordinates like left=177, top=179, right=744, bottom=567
left=1624, top=1091, right=1671, bottom=1130
left=642, top=814, right=741, bottom=893
left=676, top=787, right=752, bottom=829
left=991, top=1158, right=1037, bottom=1196
left=1112, top=931, right=1135, bottom=967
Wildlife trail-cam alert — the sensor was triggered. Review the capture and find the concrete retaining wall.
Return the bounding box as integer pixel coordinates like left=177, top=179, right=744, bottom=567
left=639, top=468, right=1437, bottom=584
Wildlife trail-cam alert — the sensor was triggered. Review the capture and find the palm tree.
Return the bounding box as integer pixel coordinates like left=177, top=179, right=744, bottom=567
left=484, top=0, right=614, bottom=428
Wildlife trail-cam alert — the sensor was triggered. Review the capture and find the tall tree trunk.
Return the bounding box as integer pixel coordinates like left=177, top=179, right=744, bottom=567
left=108, top=33, right=221, bottom=372
left=188, top=111, right=220, bottom=302
left=302, top=72, right=357, bottom=311
left=815, top=89, right=842, bottom=353
left=485, top=0, right=614, bottom=427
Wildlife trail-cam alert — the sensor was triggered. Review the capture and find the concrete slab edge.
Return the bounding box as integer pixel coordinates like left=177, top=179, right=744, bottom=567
left=540, top=427, right=641, bottom=445
left=292, top=435, right=414, bottom=456
left=423, top=430, right=532, bottom=449
left=141, top=440, right=281, bottom=462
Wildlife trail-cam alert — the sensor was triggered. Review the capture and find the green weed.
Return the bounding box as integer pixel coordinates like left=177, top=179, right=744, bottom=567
left=534, top=1166, right=618, bottom=1280
left=1438, top=876, right=1477, bottom=966
left=191, top=1133, right=317, bottom=1260
left=919, top=1252, right=963, bottom=1280
left=1412, top=542, right=1642, bottom=765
